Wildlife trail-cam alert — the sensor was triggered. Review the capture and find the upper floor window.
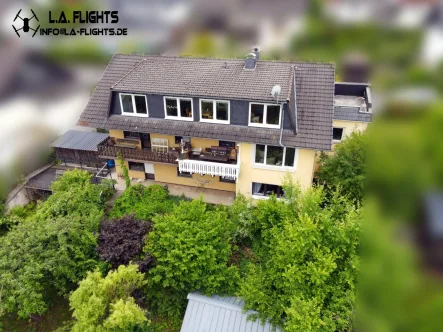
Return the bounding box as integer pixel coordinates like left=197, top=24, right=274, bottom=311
left=164, top=97, right=193, bottom=121
left=119, top=93, right=148, bottom=117
left=200, top=99, right=230, bottom=124
left=254, top=144, right=297, bottom=168
left=249, top=103, right=281, bottom=128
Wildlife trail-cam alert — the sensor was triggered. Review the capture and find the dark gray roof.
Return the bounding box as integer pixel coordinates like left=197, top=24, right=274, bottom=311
left=78, top=54, right=335, bottom=150
left=113, top=56, right=293, bottom=102
left=334, top=106, right=372, bottom=122
left=181, top=293, right=281, bottom=332
left=424, top=193, right=443, bottom=239
left=51, top=130, right=109, bottom=152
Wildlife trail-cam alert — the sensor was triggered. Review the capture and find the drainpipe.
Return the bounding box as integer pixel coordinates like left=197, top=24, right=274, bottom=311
left=279, top=101, right=286, bottom=147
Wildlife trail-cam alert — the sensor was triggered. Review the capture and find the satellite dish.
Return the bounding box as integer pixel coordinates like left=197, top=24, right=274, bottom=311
left=271, top=85, right=281, bottom=99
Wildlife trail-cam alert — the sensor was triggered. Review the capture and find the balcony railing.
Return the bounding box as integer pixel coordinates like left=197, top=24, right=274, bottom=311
left=178, top=159, right=240, bottom=180
left=98, top=145, right=179, bottom=164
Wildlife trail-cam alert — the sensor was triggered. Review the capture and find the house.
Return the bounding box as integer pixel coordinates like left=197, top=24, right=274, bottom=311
left=332, top=82, right=372, bottom=144
left=77, top=50, right=371, bottom=201
left=180, top=292, right=281, bottom=332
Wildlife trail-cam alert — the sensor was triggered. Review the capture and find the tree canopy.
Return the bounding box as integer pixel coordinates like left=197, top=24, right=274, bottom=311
left=110, top=184, right=174, bottom=220
left=237, top=181, right=361, bottom=331
left=98, top=215, right=153, bottom=270
left=0, top=170, right=112, bottom=318
left=70, top=264, right=148, bottom=332
left=145, top=199, right=238, bottom=317
left=316, top=131, right=367, bottom=204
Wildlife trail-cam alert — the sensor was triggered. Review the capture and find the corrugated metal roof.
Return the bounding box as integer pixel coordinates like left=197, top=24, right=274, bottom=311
left=51, top=130, right=109, bottom=152
left=180, top=293, right=281, bottom=332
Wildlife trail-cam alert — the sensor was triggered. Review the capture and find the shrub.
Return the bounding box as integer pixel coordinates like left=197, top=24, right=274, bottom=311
left=145, top=199, right=238, bottom=317
left=316, top=131, right=367, bottom=204
left=0, top=170, right=109, bottom=318
left=98, top=215, right=153, bottom=270
left=238, top=184, right=361, bottom=332
left=110, top=184, right=174, bottom=220
left=70, top=264, right=149, bottom=332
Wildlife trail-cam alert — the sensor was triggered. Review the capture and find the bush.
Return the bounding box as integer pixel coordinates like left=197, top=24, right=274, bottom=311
left=110, top=184, right=174, bottom=220
left=98, top=215, right=153, bottom=270
left=145, top=199, right=238, bottom=317
left=70, top=264, right=149, bottom=332
left=0, top=171, right=109, bottom=318
left=238, top=184, right=361, bottom=332
left=316, top=131, right=367, bottom=204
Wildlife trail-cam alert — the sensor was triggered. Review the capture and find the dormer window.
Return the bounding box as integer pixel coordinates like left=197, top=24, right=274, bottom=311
left=200, top=99, right=230, bottom=124
left=249, top=103, right=281, bottom=128
left=119, top=93, right=148, bottom=117
left=164, top=97, right=193, bottom=121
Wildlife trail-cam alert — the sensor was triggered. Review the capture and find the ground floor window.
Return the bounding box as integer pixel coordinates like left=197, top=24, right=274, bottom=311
left=177, top=167, right=192, bottom=178
left=220, top=175, right=236, bottom=183
left=128, top=162, right=144, bottom=172
left=252, top=182, right=284, bottom=198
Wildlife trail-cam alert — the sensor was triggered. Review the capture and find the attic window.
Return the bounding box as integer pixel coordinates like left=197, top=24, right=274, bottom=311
left=164, top=97, right=193, bottom=121
left=119, top=93, right=148, bottom=117
left=249, top=103, right=281, bottom=128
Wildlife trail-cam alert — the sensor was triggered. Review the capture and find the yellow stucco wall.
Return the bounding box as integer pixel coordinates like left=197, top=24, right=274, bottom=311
left=109, top=129, right=142, bottom=149
left=109, top=129, right=125, bottom=139
left=153, top=163, right=236, bottom=192
left=333, top=120, right=368, bottom=141
left=236, top=143, right=316, bottom=198
left=115, top=160, right=145, bottom=179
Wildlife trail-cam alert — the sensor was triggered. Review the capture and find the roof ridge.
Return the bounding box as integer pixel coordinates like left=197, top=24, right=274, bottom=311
left=111, top=58, right=146, bottom=89
left=112, top=53, right=336, bottom=67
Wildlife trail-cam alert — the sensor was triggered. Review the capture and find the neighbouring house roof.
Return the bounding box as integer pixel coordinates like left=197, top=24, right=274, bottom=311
left=78, top=54, right=335, bottom=150
left=180, top=293, right=281, bottom=332
left=51, top=130, right=109, bottom=152
left=334, top=106, right=372, bottom=122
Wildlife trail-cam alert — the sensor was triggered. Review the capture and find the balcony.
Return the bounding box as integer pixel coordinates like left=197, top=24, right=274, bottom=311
left=178, top=159, right=240, bottom=180
left=98, top=144, right=179, bottom=164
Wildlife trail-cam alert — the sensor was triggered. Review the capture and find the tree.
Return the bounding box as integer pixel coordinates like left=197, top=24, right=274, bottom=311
left=70, top=264, right=149, bottom=332
left=238, top=181, right=361, bottom=332
left=110, top=184, right=174, bottom=220
left=316, top=131, right=367, bottom=204
left=0, top=170, right=110, bottom=318
left=98, top=215, right=153, bottom=270
left=145, top=199, right=238, bottom=317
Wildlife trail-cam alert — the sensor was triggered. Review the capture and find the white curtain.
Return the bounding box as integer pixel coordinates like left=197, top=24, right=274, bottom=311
left=252, top=183, right=263, bottom=195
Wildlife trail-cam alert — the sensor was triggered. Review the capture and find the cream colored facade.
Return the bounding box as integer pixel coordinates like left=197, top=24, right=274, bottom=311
left=236, top=143, right=316, bottom=198
left=332, top=120, right=368, bottom=141
left=108, top=130, right=317, bottom=201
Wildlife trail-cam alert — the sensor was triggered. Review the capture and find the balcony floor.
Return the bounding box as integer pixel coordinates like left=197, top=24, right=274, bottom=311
left=110, top=171, right=236, bottom=206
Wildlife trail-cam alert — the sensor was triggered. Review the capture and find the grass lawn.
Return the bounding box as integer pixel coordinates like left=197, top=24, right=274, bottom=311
left=1, top=292, right=72, bottom=332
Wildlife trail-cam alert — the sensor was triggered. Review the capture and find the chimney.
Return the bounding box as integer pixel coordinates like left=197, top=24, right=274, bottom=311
left=253, top=47, right=260, bottom=60
left=244, top=53, right=256, bottom=70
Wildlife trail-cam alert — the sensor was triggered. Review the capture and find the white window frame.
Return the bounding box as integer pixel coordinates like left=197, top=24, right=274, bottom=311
left=251, top=182, right=285, bottom=200
left=163, top=96, right=194, bottom=121
left=252, top=144, right=298, bottom=171
left=199, top=99, right=230, bottom=124
left=332, top=127, right=345, bottom=143
left=151, top=138, right=168, bottom=153
left=119, top=93, right=149, bottom=117
left=248, top=102, right=282, bottom=129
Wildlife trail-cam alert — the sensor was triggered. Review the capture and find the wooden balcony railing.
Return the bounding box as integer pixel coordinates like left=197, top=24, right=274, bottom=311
left=98, top=145, right=179, bottom=164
